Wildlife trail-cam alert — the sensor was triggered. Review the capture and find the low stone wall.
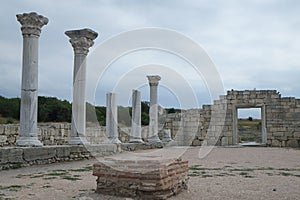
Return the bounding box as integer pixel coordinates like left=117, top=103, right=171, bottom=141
left=0, top=142, right=167, bottom=170
left=0, top=123, right=151, bottom=147
left=0, top=144, right=118, bottom=170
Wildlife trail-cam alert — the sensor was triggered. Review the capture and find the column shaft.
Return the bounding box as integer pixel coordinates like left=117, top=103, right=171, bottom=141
left=105, top=93, right=121, bottom=143
left=130, top=90, right=143, bottom=143
left=70, top=53, right=88, bottom=144
left=147, top=75, right=161, bottom=143
left=65, top=28, right=98, bottom=145
left=16, top=12, right=48, bottom=147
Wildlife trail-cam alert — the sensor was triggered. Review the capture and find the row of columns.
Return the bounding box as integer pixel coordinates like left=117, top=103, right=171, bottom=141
left=15, top=12, right=166, bottom=146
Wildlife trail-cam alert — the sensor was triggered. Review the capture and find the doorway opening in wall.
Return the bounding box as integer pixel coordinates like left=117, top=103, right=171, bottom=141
left=237, top=108, right=262, bottom=144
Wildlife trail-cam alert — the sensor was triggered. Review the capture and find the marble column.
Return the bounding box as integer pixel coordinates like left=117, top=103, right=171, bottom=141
left=129, top=90, right=144, bottom=143
left=147, top=75, right=162, bottom=143
left=65, top=29, right=98, bottom=145
left=16, top=12, right=48, bottom=147
left=105, top=93, right=121, bottom=144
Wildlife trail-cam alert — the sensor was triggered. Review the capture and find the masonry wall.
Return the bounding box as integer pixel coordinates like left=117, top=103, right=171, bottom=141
left=1, top=90, right=299, bottom=148
left=0, top=123, right=149, bottom=147
left=164, top=90, right=300, bottom=148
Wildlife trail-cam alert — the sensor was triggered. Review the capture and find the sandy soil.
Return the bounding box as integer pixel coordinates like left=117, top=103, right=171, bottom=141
left=0, top=147, right=299, bottom=200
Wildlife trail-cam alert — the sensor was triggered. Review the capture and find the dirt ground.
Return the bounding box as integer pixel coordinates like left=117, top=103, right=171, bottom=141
left=0, top=147, right=299, bottom=200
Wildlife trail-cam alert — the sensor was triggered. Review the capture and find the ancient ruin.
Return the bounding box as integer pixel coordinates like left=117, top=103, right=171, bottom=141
left=93, top=150, right=189, bottom=199
left=65, top=28, right=98, bottom=145
left=165, top=90, right=300, bottom=148
left=16, top=12, right=48, bottom=147
left=1, top=11, right=300, bottom=200
left=147, top=75, right=162, bottom=143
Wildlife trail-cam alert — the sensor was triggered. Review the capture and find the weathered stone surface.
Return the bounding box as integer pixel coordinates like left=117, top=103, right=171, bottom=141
left=286, top=139, right=299, bottom=148
left=16, top=12, right=48, bottom=147
left=93, top=149, right=188, bottom=199
left=65, top=28, right=98, bottom=145
left=23, top=146, right=56, bottom=161
left=0, top=148, right=23, bottom=164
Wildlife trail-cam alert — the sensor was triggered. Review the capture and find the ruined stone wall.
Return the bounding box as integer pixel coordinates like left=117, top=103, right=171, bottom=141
left=164, top=90, right=300, bottom=147
left=0, top=123, right=150, bottom=146
left=1, top=90, right=299, bottom=148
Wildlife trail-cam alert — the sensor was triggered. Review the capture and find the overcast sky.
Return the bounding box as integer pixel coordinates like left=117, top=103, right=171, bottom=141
left=1, top=0, right=299, bottom=117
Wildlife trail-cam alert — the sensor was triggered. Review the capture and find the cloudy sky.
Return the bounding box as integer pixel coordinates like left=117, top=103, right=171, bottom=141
left=1, top=0, right=300, bottom=117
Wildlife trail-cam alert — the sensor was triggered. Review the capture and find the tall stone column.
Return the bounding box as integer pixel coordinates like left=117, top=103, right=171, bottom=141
left=147, top=75, right=162, bottom=143
left=130, top=90, right=144, bottom=143
left=16, top=12, right=48, bottom=147
left=65, top=29, right=98, bottom=145
left=105, top=93, right=121, bottom=144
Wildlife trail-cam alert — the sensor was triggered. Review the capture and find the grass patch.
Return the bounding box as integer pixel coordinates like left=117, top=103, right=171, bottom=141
left=61, top=175, right=81, bottom=181
left=280, top=172, right=293, bottom=176
left=43, top=177, right=57, bottom=180
left=229, top=168, right=254, bottom=172
left=42, top=185, right=52, bottom=188
left=239, top=172, right=249, bottom=176
left=202, top=174, right=213, bottom=178
left=188, top=173, right=200, bottom=177
left=256, top=167, right=275, bottom=170
left=46, top=171, right=69, bottom=176
left=0, top=184, right=24, bottom=191
left=69, top=166, right=93, bottom=172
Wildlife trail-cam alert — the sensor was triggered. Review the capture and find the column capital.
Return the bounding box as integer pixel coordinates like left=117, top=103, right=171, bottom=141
left=16, top=12, right=48, bottom=37
left=147, top=75, right=161, bottom=86
left=65, top=28, right=98, bottom=55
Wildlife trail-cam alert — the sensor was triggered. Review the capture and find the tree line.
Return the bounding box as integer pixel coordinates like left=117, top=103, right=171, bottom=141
left=0, top=95, right=151, bottom=125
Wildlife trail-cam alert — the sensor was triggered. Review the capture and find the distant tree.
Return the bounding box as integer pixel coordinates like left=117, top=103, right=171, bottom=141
left=167, top=108, right=176, bottom=113
left=38, top=96, right=71, bottom=122
left=0, top=96, right=20, bottom=119
left=248, top=116, right=253, bottom=121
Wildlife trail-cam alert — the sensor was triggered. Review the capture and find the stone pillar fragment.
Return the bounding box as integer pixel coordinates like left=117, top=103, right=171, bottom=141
left=16, top=12, right=48, bottom=146
left=130, top=90, right=144, bottom=143
left=65, top=28, right=98, bottom=145
left=147, top=75, right=162, bottom=143
left=105, top=93, right=121, bottom=144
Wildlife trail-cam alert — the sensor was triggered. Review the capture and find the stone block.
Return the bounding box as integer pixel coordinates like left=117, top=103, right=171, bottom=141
left=23, top=146, right=56, bottom=161
left=271, top=139, right=281, bottom=147
left=93, top=150, right=188, bottom=199
left=191, top=139, right=202, bottom=146
left=56, top=146, right=71, bottom=158
left=0, top=147, right=23, bottom=164
left=286, top=139, right=299, bottom=148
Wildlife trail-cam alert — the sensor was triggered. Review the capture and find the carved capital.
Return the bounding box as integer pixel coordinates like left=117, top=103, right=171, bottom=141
left=147, top=75, right=161, bottom=86
left=65, top=28, right=98, bottom=55
left=16, top=12, right=48, bottom=37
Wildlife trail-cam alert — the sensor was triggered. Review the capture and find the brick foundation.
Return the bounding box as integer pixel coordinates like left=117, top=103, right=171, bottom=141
left=93, top=150, right=189, bottom=199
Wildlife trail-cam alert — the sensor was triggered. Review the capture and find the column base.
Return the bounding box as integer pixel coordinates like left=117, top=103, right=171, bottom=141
left=68, top=137, right=90, bottom=145
left=147, top=135, right=162, bottom=143
left=103, top=137, right=122, bottom=144
left=16, top=137, right=43, bottom=147
left=162, top=137, right=173, bottom=142
left=129, top=137, right=144, bottom=143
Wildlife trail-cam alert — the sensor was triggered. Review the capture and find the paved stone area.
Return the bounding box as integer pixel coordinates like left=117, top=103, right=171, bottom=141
left=0, top=147, right=299, bottom=199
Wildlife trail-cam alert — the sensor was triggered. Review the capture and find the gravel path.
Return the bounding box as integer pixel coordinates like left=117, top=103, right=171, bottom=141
left=0, top=147, right=299, bottom=200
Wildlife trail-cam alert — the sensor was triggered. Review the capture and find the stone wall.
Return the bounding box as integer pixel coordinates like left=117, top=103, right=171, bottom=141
left=0, top=123, right=151, bottom=147
left=0, top=144, right=117, bottom=170
left=164, top=90, right=300, bottom=147
left=1, top=90, right=299, bottom=148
